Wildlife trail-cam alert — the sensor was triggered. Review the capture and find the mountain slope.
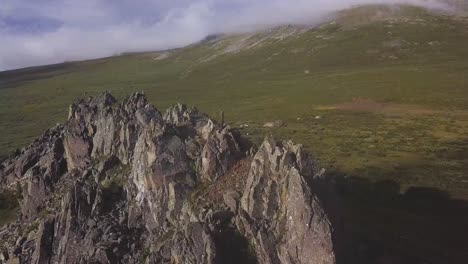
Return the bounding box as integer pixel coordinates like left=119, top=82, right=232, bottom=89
left=1, top=4, right=468, bottom=197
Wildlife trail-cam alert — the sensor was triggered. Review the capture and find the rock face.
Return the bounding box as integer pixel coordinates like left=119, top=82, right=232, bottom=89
left=238, top=139, right=335, bottom=264
left=0, top=92, right=337, bottom=264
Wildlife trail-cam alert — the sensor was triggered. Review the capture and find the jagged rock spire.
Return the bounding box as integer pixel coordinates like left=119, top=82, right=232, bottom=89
left=0, top=93, right=336, bottom=264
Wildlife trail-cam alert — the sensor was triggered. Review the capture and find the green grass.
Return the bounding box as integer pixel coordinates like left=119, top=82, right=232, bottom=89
left=1, top=5, right=468, bottom=198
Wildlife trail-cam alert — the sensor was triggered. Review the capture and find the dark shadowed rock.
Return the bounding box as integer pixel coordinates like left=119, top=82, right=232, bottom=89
left=31, top=218, right=54, bottom=264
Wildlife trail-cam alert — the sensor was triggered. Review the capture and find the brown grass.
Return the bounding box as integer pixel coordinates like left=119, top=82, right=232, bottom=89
left=316, top=98, right=441, bottom=115
left=199, top=158, right=252, bottom=207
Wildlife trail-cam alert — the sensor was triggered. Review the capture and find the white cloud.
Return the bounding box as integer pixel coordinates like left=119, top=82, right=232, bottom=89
left=0, top=0, right=454, bottom=71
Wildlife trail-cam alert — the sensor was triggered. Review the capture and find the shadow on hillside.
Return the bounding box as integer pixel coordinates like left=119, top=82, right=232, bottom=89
left=313, top=137, right=468, bottom=264
left=0, top=63, right=75, bottom=89
left=315, top=172, right=468, bottom=264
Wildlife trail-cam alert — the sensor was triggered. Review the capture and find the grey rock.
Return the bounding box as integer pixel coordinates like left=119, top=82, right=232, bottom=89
left=200, top=126, right=242, bottom=182
left=238, top=138, right=336, bottom=264
left=164, top=103, right=215, bottom=140
left=21, top=166, right=47, bottom=219
left=63, top=119, right=92, bottom=170
left=152, top=222, right=216, bottom=264
left=0, top=93, right=337, bottom=264
left=223, top=190, right=241, bottom=212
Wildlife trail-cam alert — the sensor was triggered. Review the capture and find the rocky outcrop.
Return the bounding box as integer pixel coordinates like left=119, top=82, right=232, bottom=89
left=201, top=127, right=242, bottom=182
left=238, top=139, right=335, bottom=264
left=0, top=125, right=65, bottom=186
left=0, top=92, right=337, bottom=264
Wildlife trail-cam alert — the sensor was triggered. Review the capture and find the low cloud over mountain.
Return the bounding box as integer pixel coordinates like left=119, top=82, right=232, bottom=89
left=0, top=0, right=454, bottom=71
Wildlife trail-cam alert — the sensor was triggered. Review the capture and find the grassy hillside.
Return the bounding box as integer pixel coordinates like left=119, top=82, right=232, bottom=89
left=1, top=5, right=468, bottom=198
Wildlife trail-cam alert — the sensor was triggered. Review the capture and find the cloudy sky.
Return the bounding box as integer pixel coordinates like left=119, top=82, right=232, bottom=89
left=0, top=0, right=452, bottom=71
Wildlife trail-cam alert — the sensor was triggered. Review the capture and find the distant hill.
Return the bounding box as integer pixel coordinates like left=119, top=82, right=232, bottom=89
left=443, top=0, right=468, bottom=11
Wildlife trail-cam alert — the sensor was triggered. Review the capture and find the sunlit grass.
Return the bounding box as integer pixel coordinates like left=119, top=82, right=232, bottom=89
left=1, top=5, right=468, bottom=198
